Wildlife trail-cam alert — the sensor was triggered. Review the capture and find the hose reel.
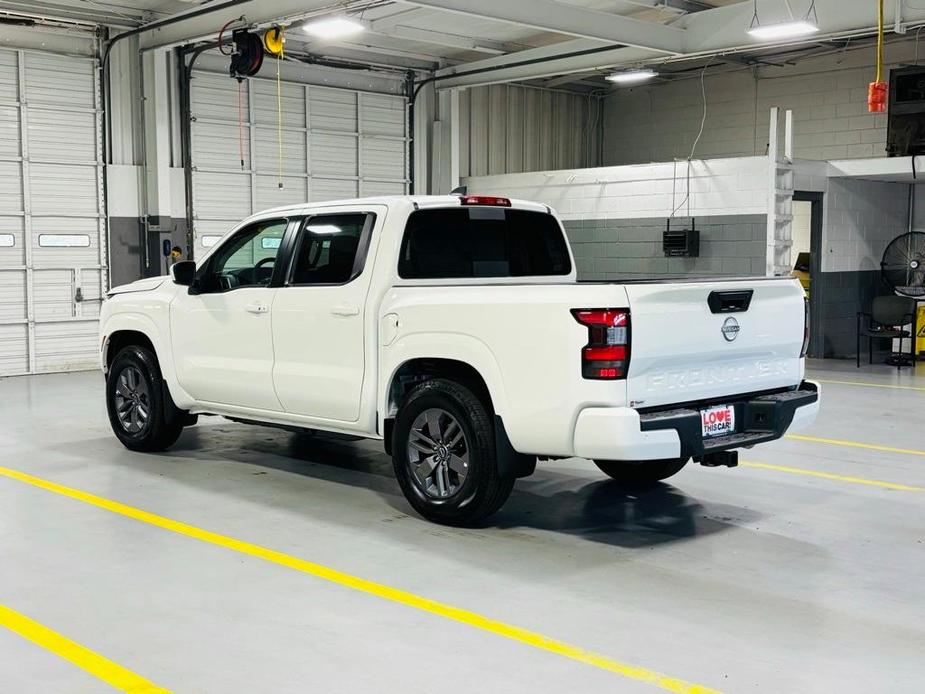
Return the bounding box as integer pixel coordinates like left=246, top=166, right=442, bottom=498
left=229, top=29, right=263, bottom=82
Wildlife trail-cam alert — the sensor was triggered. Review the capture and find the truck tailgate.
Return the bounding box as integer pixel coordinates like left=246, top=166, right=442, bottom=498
left=623, top=278, right=805, bottom=408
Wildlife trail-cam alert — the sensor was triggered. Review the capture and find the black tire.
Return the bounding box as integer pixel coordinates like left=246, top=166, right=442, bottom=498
left=392, top=378, right=514, bottom=526
left=106, top=345, right=185, bottom=452
left=593, top=458, right=689, bottom=484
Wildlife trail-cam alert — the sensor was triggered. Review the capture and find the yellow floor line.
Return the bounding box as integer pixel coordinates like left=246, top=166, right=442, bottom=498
left=0, top=466, right=718, bottom=694
left=0, top=603, right=169, bottom=693
left=785, top=434, right=925, bottom=458
left=813, top=378, right=925, bottom=393
left=740, top=461, right=924, bottom=492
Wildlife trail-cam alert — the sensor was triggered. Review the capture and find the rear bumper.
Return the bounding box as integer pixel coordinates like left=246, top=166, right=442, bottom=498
left=572, top=380, right=820, bottom=461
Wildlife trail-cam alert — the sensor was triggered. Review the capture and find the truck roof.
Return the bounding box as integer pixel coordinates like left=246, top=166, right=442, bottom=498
left=255, top=195, right=552, bottom=218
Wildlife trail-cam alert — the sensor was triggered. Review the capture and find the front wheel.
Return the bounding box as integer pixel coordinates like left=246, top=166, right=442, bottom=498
left=106, top=345, right=185, bottom=452
left=594, top=458, right=689, bottom=484
left=392, top=379, right=514, bottom=526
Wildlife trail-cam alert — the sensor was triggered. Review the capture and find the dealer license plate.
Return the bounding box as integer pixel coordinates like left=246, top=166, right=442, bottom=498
left=701, top=405, right=735, bottom=438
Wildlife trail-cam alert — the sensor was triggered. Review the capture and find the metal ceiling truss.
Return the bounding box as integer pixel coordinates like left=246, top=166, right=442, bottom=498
left=430, top=0, right=925, bottom=88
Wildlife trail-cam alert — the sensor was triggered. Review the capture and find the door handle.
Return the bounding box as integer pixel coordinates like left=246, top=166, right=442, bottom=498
left=245, top=302, right=269, bottom=314
left=331, top=303, right=360, bottom=317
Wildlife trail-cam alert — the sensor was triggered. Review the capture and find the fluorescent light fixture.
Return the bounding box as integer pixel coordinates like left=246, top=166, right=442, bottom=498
left=605, top=69, right=657, bottom=84
left=302, top=15, right=365, bottom=39
left=306, top=224, right=343, bottom=235
left=747, top=19, right=819, bottom=40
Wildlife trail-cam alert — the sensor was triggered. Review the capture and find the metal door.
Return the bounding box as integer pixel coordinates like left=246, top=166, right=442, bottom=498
left=0, top=48, right=106, bottom=376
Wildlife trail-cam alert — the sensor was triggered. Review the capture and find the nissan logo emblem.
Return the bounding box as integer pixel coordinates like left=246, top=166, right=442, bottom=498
left=721, top=316, right=740, bottom=342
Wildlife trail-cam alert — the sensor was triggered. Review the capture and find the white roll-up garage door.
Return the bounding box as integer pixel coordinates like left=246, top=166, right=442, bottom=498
left=0, top=49, right=106, bottom=377
left=189, top=70, right=408, bottom=254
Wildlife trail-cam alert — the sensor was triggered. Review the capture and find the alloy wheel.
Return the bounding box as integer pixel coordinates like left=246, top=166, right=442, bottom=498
left=406, top=407, right=470, bottom=499
left=113, top=366, right=150, bottom=434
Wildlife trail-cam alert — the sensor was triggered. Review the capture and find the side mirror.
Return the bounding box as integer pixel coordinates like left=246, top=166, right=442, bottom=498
left=171, top=260, right=196, bottom=286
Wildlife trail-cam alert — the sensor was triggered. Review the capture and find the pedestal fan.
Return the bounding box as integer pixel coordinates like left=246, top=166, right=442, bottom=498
left=881, top=232, right=925, bottom=298
left=878, top=232, right=925, bottom=366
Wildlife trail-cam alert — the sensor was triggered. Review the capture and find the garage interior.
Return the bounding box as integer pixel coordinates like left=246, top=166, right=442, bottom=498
left=1, top=1, right=924, bottom=692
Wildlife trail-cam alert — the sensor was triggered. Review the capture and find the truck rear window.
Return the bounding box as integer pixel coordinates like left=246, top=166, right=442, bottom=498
left=398, top=207, right=571, bottom=279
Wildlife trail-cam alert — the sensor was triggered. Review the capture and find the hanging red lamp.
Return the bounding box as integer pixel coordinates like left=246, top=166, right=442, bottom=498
left=868, top=81, right=887, bottom=113
left=869, top=0, right=887, bottom=113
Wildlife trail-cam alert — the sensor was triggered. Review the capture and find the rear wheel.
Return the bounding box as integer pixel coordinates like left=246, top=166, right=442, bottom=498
left=594, top=458, right=688, bottom=484
left=106, top=345, right=186, bottom=452
left=392, top=379, right=514, bottom=526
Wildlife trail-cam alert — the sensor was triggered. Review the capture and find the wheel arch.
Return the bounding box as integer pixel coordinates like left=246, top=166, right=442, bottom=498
left=100, top=312, right=195, bottom=410
left=104, top=329, right=156, bottom=372
left=381, top=353, right=533, bottom=479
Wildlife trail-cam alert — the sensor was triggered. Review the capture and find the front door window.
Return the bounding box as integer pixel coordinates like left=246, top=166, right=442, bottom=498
left=196, top=220, right=287, bottom=293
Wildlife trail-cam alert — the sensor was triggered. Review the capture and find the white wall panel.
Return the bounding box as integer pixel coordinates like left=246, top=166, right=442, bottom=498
left=310, top=87, right=357, bottom=131
left=0, top=217, right=24, bottom=266
left=0, top=271, right=25, bottom=320
left=28, top=109, right=96, bottom=162
left=252, top=79, right=304, bottom=126
left=0, top=48, right=105, bottom=376
left=312, top=133, right=357, bottom=177
left=191, top=120, right=250, bottom=170
left=0, top=51, right=17, bottom=101
left=255, top=175, right=307, bottom=212
left=191, top=170, right=250, bottom=219
left=361, top=138, right=404, bottom=180
left=0, top=160, right=23, bottom=212
left=0, top=324, right=28, bottom=374
left=0, top=105, right=20, bottom=157
left=361, top=93, right=405, bottom=136
left=24, top=52, right=95, bottom=108
left=311, top=177, right=358, bottom=201
left=362, top=180, right=405, bottom=197
left=254, top=126, right=305, bottom=173
left=29, top=163, right=99, bottom=215
left=190, top=70, right=407, bottom=253
left=33, top=321, right=99, bottom=373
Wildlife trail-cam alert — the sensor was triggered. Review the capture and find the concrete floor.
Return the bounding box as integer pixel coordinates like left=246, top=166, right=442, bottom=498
left=1, top=358, right=923, bottom=693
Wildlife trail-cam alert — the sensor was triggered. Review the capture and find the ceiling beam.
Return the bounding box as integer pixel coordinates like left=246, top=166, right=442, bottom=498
left=436, top=40, right=659, bottom=88
left=374, top=25, right=516, bottom=55
left=137, top=0, right=337, bottom=50
left=369, top=8, right=433, bottom=32
left=435, top=0, right=925, bottom=89
left=679, top=0, right=925, bottom=56
left=398, top=0, right=685, bottom=54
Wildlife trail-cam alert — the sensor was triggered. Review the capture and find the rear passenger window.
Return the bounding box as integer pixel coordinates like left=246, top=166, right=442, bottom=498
left=398, top=208, right=571, bottom=279
left=289, top=213, right=373, bottom=285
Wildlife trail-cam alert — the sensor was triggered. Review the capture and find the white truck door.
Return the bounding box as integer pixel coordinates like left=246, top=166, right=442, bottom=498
left=271, top=210, right=380, bottom=422
left=169, top=219, right=288, bottom=411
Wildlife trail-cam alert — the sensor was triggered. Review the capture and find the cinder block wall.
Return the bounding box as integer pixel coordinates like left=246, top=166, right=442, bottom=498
left=562, top=215, right=767, bottom=279
left=793, top=161, right=912, bottom=358
left=602, top=40, right=920, bottom=165
left=819, top=178, right=910, bottom=358
left=464, top=156, right=769, bottom=280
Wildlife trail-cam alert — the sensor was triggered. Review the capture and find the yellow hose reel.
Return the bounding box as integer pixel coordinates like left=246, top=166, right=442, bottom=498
left=263, top=26, right=284, bottom=56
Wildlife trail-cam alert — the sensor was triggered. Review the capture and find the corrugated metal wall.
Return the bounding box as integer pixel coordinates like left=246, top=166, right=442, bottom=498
left=0, top=48, right=106, bottom=376
left=459, top=84, right=598, bottom=177
left=189, top=70, right=408, bottom=252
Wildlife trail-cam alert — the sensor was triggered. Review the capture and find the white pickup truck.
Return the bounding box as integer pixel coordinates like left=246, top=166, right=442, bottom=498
left=100, top=195, right=819, bottom=525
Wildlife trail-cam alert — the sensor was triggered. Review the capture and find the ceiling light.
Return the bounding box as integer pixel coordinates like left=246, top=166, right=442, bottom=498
left=301, top=16, right=366, bottom=39
left=605, top=69, right=657, bottom=84
left=746, top=19, right=819, bottom=40
left=747, top=0, right=820, bottom=41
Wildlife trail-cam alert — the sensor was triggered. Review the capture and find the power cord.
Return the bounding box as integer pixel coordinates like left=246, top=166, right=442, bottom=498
left=670, top=55, right=715, bottom=219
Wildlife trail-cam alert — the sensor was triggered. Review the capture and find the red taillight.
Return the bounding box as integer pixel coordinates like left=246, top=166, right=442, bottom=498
left=572, top=308, right=630, bottom=380
left=801, top=298, right=810, bottom=357
left=459, top=195, right=511, bottom=207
